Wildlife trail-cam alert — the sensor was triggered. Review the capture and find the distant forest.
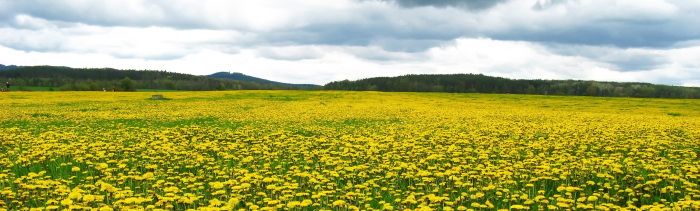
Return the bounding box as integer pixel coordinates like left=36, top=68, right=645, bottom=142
left=0, top=66, right=321, bottom=91
left=324, top=74, right=700, bottom=99
left=4, top=65, right=700, bottom=98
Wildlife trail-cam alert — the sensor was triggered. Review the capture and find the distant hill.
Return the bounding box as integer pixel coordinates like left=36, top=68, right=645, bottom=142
left=324, top=74, right=700, bottom=99
left=0, top=64, right=20, bottom=70
left=206, top=72, right=319, bottom=87
left=0, top=65, right=320, bottom=91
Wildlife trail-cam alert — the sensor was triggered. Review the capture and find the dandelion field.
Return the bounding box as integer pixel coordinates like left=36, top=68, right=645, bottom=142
left=1, top=91, right=700, bottom=211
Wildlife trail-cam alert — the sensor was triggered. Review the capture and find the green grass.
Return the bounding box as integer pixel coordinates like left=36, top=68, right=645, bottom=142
left=5, top=87, right=178, bottom=92
left=7, top=86, right=59, bottom=91
left=146, top=97, right=173, bottom=101
left=137, top=89, right=179, bottom=92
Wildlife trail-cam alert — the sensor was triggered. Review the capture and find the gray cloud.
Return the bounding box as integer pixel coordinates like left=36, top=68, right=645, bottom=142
left=1, top=0, right=700, bottom=86
left=377, top=0, right=509, bottom=10
left=0, top=28, right=67, bottom=53
left=255, top=47, right=324, bottom=61
left=2, top=0, right=699, bottom=51
left=492, top=23, right=692, bottom=49
left=369, top=38, right=453, bottom=53
left=110, top=53, right=187, bottom=61
left=545, top=44, right=669, bottom=72
left=532, top=0, right=571, bottom=11
left=260, top=20, right=468, bottom=53
left=604, top=56, right=669, bottom=72
left=0, top=40, right=64, bottom=53
left=0, top=1, right=222, bottom=30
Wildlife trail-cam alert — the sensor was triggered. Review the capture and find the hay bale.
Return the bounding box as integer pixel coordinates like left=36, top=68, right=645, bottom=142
left=152, top=95, right=163, bottom=99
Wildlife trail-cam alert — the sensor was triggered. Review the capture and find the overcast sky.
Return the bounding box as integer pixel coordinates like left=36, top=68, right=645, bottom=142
left=1, top=0, right=699, bottom=86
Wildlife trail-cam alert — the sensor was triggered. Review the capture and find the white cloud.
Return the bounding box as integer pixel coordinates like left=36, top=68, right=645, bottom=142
left=2, top=37, right=699, bottom=86
left=0, top=0, right=699, bottom=86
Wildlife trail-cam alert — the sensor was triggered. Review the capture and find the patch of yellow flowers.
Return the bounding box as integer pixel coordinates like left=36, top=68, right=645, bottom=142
left=1, top=91, right=699, bottom=211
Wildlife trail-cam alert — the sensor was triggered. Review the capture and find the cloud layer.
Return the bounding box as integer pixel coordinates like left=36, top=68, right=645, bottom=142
left=1, top=0, right=699, bottom=86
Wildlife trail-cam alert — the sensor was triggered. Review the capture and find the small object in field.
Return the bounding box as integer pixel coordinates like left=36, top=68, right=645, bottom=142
left=152, top=95, right=163, bottom=99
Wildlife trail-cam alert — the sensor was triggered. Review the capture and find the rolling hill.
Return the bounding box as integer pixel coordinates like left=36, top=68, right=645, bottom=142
left=0, top=65, right=320, bottom=91
left=205, top=72, right=319, bottom=87
left=0, top=64, right=20, bottom=70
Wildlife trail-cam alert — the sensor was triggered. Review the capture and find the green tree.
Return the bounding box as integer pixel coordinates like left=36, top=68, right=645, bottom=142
left=586, top=85, right=597, bottom=96
left=18, top=78, right=26, bottom=91
left=640, top=86, right=656, bottom=98
left=120, top=77, right=136, bottom=92
left=164, top=80, right=176, bottom=90
left=502, top=84, right=511, bottom=94
left=368, top=85, right=378, bottom=91
left=526, top=85, right=536, bottom=94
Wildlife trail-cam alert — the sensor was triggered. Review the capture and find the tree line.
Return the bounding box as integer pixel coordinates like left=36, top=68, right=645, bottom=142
left=324, top=74, right=700, bottom=99
left=0, top=66, right=321, bottom=91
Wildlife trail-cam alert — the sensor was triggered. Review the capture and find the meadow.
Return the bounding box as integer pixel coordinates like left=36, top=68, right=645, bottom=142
left=3, top=87, right=176, bottom=92
left=0, top=91, right=699, bottom=211
left=6, top=86, right=58, bottom=92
